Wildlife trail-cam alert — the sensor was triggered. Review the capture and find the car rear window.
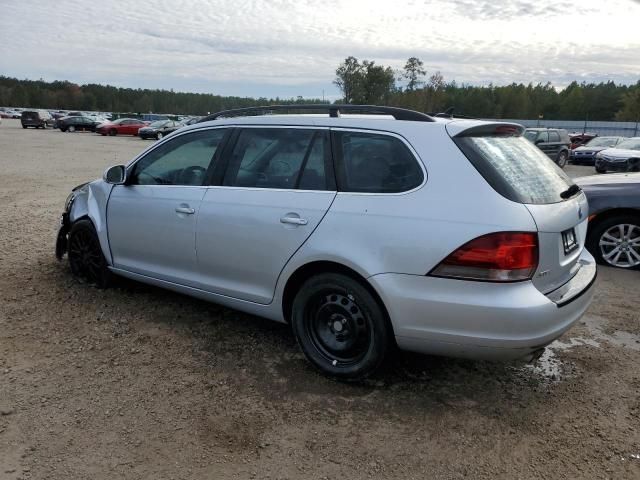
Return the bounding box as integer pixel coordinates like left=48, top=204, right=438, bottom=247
left=454, top=132, right=573, bottom=204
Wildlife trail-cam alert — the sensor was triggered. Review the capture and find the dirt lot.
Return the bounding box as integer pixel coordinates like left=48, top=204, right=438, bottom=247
left=1, top=118, right=639, bottom=479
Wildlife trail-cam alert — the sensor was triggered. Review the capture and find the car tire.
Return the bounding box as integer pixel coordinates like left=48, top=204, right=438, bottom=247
left=109, top=128, right=117, bottom=136
left=291, top=273, right=391, bottom=380
left=22, top=125, right=27, bottom=129
left=556, top=150, right=568, bottom=168
left=67, top=219, right=113, bottom=288
left=595, top=167, right=606, bottom=174
left=586, top=214, right=640, bottom=270
left=68, top=125, right=76, bottom=133
left=156, top=132, right=163, bottom=140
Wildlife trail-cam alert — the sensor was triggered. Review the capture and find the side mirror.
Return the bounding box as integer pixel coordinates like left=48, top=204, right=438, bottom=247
left=103, top=165, right=126, bottom=185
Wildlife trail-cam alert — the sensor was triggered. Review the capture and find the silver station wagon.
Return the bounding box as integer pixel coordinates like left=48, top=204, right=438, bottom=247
left=56, top=105, right=597, bottom=379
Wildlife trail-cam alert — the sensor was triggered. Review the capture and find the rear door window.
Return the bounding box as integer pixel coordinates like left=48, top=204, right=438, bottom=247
left=223, top=128, right=331, bottom=190
left=334, top=131, right=423, bottom=193
left=548, top=131, right=560, bottom=142
left=537, top=131, right=549, bottom=143
left=454, top=131, right=573, bottom=204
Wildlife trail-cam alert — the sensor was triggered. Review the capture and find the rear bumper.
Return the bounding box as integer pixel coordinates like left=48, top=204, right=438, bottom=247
left=369, top=249, right=597, bottom=361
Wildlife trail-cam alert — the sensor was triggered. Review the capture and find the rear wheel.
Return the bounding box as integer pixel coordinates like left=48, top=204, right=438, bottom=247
left=109, top=128, right=117, bottom=136
left=596, top=167, right=606, bottom=174
left=68, top=125, right=76, bottom=133
left=291, top=273, right=391, bottom=380
left=587, top=214, right=640, bottom=270
left=67, top=219, right=112, bottom=287
left=556, top=150, right=568, bottom=168
left=22, top=125, right=27, bottom=129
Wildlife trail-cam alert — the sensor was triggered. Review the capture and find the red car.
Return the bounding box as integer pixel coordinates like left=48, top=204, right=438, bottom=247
left=96, top=118, right=148, bottom=136
left=569, top=133, right=597, bottom=150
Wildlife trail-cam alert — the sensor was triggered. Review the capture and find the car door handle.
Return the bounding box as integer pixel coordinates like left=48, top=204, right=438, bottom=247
left=175, top=206, right=195, bottom=215
left=280, top=216, right=308, bottom=226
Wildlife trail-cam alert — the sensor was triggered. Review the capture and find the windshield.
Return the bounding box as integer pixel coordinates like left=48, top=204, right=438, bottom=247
left=615, top=138, right=640, bottom=150
left=149, top=120, right=169, bottom=128
left=455, top=134, right=573, bottom=204
left=585, top=137, right=619, bottom=147
left=523, top=130, right=538, bottom=142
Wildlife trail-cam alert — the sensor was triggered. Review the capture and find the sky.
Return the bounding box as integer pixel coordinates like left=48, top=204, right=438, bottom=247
left=0, top=0, right=639, bottom=99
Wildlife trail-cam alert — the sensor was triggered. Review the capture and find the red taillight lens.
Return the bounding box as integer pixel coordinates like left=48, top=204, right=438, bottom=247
left=429, top=232, right=538, bottom=282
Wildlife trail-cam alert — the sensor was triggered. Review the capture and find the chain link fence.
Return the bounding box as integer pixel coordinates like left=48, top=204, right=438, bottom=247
left=488, top=119, right=640, bottom=137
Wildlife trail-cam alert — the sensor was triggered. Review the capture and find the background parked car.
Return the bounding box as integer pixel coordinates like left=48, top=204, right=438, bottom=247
left=524, top=127, right=571, bottom=167
left=95, top=118, right=148, bottom=136
left=577, top=173, right=640, bottom=269
left=569, top=133, right=597, bottom=150
left=570, top=136, right=624, bottom=165
left=594, top=137, right=640, bottom=173
left=138, top=120, right=182, bottom=140
left=57, top=116, right=100, bottom=132
left=21, top=110, right=54, bottom=129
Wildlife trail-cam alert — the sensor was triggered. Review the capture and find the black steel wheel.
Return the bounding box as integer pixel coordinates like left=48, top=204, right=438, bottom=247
left=67, top=219, right=112, bottom=287
left=291, top=273, right=391, bottom=379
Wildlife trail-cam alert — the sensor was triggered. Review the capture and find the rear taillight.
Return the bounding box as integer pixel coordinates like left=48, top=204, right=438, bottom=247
left=429, top=232, right=538, bottom=282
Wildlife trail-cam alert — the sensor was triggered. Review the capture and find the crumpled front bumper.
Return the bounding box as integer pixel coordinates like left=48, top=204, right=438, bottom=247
left=55, top=212, right=70, bottom=260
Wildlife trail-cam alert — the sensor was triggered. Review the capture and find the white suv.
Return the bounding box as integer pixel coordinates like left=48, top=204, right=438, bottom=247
left=56, top=105, right=596, bottom=379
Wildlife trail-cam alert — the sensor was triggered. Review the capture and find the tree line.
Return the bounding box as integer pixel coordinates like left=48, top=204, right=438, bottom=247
left=1, top=58, right=639, bottom=121
left=0, top=76, right=325, bottom=116
left=334, top=56, right=640, bottom=121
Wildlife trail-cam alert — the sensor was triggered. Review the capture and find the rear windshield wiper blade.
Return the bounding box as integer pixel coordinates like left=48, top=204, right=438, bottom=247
left=560, top=184, right=582, bottom=199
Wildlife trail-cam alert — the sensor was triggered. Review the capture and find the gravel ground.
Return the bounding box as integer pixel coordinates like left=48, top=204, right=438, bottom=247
left=1, top=118, right=639, bottom=479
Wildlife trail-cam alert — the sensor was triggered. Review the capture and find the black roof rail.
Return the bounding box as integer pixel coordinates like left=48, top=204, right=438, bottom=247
left=198, top=104, right=435, bottom=123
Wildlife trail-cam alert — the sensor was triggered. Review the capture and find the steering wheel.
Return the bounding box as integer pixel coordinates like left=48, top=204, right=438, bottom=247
left=180, top=165, right=207, bottom=185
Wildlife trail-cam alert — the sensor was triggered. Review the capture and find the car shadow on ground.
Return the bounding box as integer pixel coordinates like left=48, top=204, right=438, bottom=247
left=82, top=271, right=561, bottom=402
left=41, top=259, right=574, bottom=420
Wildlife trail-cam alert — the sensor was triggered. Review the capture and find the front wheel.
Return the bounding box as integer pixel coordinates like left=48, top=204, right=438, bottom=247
left=109, top=128, right=117, bottom=136
left=587, top=214, right=640, bottom=270
left=596, top=167, right=606, bottom=174
left=291, top=273, right=391, bottom=380
left=67, top=219, right=113, bottom=287
left=156, top=132, right=163, bottom=140
left=68, top=125, right=76, bottom=133
left=556, top=150, right=568, bottom=168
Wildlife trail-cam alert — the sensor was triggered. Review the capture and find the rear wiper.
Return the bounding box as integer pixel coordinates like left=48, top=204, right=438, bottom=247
left=560, top=184, right=582, bottom=199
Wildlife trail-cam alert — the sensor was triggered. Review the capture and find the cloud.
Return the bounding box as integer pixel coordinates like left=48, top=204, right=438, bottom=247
left=0, top=0, right=638, bottom=97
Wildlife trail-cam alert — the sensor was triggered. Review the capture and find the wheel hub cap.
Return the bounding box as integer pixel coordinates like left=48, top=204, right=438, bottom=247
left=599, top=223, right=640, bottom=268
left=306, top=292, right=370, bottom=364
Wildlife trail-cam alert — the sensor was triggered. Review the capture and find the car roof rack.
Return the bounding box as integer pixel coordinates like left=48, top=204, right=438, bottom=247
left=198, top=104, right=435, bottom=123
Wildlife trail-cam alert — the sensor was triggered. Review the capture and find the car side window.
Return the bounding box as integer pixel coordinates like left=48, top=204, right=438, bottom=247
left=537, top=131, right=549, bottom=143
left=223, top=128, right=328, bottom=190
left=548, top=131, right=560, bottom=142
left=129, top=129, right=226, bottom=186
left=335, top=131, right=424, bottom=193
